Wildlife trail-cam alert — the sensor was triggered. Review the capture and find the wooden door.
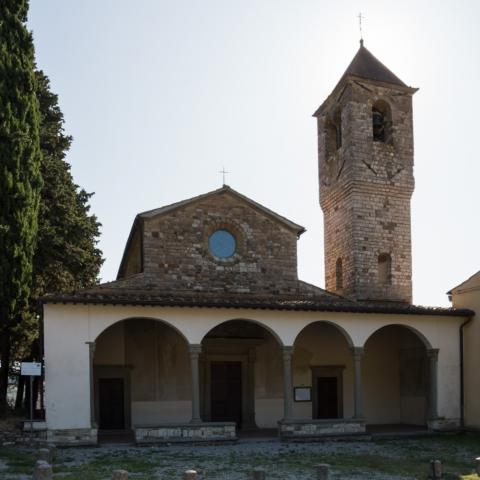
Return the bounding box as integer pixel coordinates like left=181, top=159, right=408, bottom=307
left=316, top=376, right=339, bottom=419
left=98, top=378, right=125, bottom=430
left=210, top=362, right=242, bottom=427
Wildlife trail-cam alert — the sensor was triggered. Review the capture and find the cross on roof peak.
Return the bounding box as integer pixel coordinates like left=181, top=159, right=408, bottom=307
left=219, top=167, right=229, bottom=186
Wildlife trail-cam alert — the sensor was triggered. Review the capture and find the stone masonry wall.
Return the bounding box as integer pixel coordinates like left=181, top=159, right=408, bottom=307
left=317, top=79, right=415, bottom=302
left=135, top=192, right=300, bottom=294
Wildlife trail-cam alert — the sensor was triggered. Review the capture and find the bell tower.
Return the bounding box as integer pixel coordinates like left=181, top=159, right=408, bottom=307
left=314, top=43, right=418, bottom=303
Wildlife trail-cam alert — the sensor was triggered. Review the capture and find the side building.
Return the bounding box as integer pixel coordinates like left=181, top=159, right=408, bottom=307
left=449, top=271, right=480, bottom=430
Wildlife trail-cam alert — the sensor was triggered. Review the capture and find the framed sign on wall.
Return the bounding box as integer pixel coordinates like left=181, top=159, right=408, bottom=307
left=294, top=386, right=311, bottom=402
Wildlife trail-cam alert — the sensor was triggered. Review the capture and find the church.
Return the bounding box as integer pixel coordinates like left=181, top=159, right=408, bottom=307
left=41, top=43, right=473, bottom=445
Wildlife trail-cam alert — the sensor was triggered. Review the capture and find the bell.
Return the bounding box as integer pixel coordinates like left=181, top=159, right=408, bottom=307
left=372, top=110, right=384, bottom=127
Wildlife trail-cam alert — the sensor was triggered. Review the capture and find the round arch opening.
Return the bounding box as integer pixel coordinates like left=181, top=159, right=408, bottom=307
left=293, top=321, right=354, bottom=422
left=363, top=324, right=430, bottom=431
left=200, top=318, right=284, bottom=431
left=93, top=317, right=191, bottom=434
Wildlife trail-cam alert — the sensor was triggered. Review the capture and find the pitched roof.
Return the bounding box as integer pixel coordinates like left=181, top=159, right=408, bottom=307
left=340, top=42, right=406, bottom=87
left=139, top=185, right=305, bottom=235
left=42, top=280, right=473, bottom=317
left=448, top=270, right=480, bottom=295
left=313, top=43, right=415, bottom=117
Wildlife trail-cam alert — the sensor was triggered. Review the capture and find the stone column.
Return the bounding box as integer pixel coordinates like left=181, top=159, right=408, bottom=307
left=282, top=346, right=294, bottom=422
left=427, top=349, right=439, bottom=419
left=243, top=348, right=257, bottom=430
left=85, top=342, right=96, bottom=428
left=351, top=347, right=364, bottom=420
left=189, top=344, right=202, bottom=424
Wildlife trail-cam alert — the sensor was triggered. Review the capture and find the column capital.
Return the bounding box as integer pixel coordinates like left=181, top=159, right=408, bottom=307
left=427, top=348, right=439, bottom=360
left=350, top=346, right=364, bottom=358
left=188, top=344, right=202, bottom=357
left=282, top=346, right=294, bottom=358
left=85, top=341, right=96, bottom=355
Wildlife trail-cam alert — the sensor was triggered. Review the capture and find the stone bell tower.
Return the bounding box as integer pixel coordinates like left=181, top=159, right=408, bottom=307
left=314, top=42, right=418, bottom=303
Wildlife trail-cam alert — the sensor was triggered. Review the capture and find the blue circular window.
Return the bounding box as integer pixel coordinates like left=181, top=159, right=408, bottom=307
left=208, top=229, right=236, bottom=258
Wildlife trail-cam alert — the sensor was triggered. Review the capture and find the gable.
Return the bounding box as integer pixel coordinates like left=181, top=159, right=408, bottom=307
left=117, top=187, right=304, bottom=295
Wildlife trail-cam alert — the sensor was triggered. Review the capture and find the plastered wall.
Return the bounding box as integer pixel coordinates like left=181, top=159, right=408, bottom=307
left=44, top=303, right=463, bottom=430
left=451, top=281, right=480, bottom=429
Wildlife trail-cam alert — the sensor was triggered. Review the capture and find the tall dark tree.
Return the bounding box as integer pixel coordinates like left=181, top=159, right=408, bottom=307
left=0, top=0, right=42, bottom=411
left=32, top=70, right=103, bottom=299
left=13, top=71, right=103, bottom=412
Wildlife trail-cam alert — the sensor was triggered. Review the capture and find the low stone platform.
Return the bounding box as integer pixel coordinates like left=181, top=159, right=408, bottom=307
left=47, top=428, right=98, bottom=446
left=278, top=419, right=366, bottom=439
left=134, top=422, right=237, bottom=443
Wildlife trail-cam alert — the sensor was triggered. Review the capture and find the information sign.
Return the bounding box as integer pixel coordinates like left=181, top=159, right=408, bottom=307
left=20, top=362, right=42, bottom=377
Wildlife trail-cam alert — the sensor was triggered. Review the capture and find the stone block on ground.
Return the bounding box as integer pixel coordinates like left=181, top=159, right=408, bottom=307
left=112, top=470, right=129, bottom=479
left=316, top=463, right=331, bottom=480
left=183, top=470, right=197, bottom=480
left=252, top=467, right=266, bottom=479
left=33, top=460, right=52, bottom=480
left=429, top=459, right=442, bottom=479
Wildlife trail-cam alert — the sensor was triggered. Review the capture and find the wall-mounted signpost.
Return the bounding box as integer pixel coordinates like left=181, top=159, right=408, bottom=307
left=20, top=362, right=42, bottom=433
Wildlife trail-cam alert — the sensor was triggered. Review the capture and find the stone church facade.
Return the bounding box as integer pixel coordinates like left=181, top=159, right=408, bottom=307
left=42, top=44, right=472, bottom=445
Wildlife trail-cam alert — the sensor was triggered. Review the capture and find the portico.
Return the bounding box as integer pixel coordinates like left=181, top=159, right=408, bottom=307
left=43, top=301, right=466, bottom=444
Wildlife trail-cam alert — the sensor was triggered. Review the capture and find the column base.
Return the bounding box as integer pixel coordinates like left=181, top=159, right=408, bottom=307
left=427, top=418, right=460, bottom=432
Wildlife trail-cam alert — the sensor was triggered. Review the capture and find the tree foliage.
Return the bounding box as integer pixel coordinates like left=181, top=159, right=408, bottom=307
left=0, top=0, right=42, bottom=410
left=32, top=70, right=103, bottom=300
left=12, top=71, right=104, bottom=371
left=12, top=71, right=103, bottom=411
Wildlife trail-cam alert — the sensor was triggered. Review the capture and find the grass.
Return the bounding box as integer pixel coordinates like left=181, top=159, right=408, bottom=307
left=0, top=434, right=479, bottom=479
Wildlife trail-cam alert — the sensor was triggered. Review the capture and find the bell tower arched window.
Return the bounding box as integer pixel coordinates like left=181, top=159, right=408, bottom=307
left=372, top=100, right=392, bottom=144
left=325, top=108, right=342, bottom=159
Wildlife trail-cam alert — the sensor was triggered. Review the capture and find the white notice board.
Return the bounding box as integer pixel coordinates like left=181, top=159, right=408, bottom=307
left=20, top=362, right=42, bottom=376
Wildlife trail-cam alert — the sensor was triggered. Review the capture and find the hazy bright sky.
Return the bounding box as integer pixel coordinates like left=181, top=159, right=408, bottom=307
left=28, top=0, right=480, bottom=306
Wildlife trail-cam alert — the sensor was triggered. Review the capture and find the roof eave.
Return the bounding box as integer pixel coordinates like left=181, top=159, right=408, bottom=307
left=313, top=75, right=418, bottom=117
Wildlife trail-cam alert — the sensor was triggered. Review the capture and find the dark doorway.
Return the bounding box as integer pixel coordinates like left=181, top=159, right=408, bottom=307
left=210, top=361, right=242, bottom=426
left=316, top=377, right=339, bottom=419
left=98, top=378, right=125, bottom=430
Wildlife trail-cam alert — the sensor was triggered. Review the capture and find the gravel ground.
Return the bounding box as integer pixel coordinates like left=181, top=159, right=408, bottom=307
left=2, top=435, right=479, bottom=479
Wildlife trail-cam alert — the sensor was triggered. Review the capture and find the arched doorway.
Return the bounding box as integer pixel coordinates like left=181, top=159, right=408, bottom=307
left=363, top=325, right=430, bottom=430
left=293, top=321, right=354, bottom=421
left=201, top=319, right=283, bottom=430
left=93, top=318, right=190, bottom=435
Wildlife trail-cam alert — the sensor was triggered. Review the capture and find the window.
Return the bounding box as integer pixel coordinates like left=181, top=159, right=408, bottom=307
left=325, top=108, right=342, bottom=158
left=372, top=100, right=392, bottom=144
left=378, top=253, right=392, bottom=285
left=335, top=258, right=343, bottom=290
left=208, top=229, right=236, bottom=258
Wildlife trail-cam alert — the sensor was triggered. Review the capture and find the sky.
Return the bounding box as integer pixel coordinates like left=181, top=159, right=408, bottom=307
left=28, top=0, right=480, bottom=307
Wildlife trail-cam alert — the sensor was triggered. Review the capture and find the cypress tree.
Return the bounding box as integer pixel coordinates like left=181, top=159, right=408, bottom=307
left=13, top=71, right=103, bottom=411
left=32, top=70, right=103, bottom=299
left=0, top=0, right=42, bottom=411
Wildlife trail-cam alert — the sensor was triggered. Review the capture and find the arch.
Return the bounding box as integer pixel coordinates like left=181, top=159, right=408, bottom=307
left=94, top=316, right=189, bottom=344
left=200, top=317, right=284, bottom=346
left=364, top=323, right=432, bottom=350
left=362, top=323, right=431, bottom=428
left=372, top=99, right=392, bottom=143
left=293, top=320, right=354, bottom=348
